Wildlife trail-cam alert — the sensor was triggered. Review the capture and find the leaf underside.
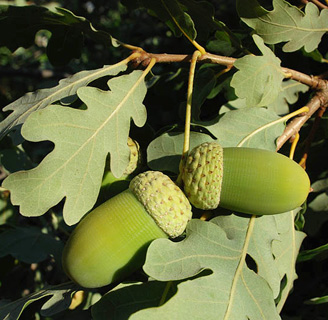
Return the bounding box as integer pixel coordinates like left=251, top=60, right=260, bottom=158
left=237, top=0, right=328, bottom=52
left=89, top=210, right=305, bottom=319
left=0, top=62, right=128, bottom=142
left=198, top=107, right=285, bottom=150
left=231, top=35, right=284, bottom=108
left=135, top=213, right=303, bottom=319
left=121, top=216, right=284, bottom=319
left=2, top=71, right=147, bottom=225
left=0, top=282, right=78, bottom=320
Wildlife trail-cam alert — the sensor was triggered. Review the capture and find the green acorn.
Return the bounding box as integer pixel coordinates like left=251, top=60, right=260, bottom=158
left=62, top=171, right=192, bottom=288
left=181, top=142, right=310, bottom=215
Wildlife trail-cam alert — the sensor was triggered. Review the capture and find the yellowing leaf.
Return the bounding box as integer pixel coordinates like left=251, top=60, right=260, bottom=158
left=237, top=0, right=328, bottom=52
left=3, top=71, right=147, bottom=225
left=231, top=35, right=284, bottom=108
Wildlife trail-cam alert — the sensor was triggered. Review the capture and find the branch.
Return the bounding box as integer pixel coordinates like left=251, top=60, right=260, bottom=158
left=281, top=67, right=328, bottom=89
left=300, top=0, right=328, bottom=9
left=131, top=50, right=328, bottom=150
left=131, top=51, right=327, bottom=89
left=130, top=51, right=235, bottom=68
left=276, top=88, right=328, bottom=150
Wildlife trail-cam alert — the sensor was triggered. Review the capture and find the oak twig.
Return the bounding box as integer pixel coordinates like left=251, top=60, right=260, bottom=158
left=299, top=106, right=327, bottom=168
left=130, top=50, right=328, bottom=151
left=276, top=88, right=328, bottom=151
left=300, top=0, right=328, bottom=9
left=131, top=51, right=327, bottom=90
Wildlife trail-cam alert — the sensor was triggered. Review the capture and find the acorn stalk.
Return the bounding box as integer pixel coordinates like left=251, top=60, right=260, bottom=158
left=181, top=142, right=310, bottom=215
left=62, top=171, right=192, bottom=288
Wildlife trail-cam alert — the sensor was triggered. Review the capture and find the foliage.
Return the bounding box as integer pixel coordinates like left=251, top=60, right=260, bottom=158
left=237, top=0, right=328, bottom=52
left=1, top=0, right=328, bottom=319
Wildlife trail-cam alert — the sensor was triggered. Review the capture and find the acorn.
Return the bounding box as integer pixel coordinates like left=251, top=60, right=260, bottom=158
left=181, top=142, right=310, bottom=215
left=62, top=171, right=192, bottom=288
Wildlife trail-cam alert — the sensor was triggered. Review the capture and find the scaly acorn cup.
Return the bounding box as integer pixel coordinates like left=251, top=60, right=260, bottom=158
left=62, top=171, right=192, bottom=288
left=181, top=142, right=310, bottom=215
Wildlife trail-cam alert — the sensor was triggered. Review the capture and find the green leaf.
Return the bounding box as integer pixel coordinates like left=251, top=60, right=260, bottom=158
left=130, top=0, right=196, bottom=40
left=302, top=48, right=328, bottom=63
left=191, top=68, right=217, bottom=121
left=206, top=22, right=244, bottom=56
left=0, top=5, right=114, bottom=65
left=178, top=0, right=217, bottom=41
left=2, top=71, right=147, bottom=225
left=123, top=0, right=218, bottom=42
left=133, top=215, right=280, bottom=320
left=220, top=79, right=308, bottom=116
left=298, top=242, right=328, bottom=262
left=266, top=80, right=309, bottom=115
left=147, top=132, right=214, bottom=173
left=304, top=178, right=328, bottom=236
left=272, top=210, right=306, bottom=311
left=308, top=191, right=328, bottom=212
left=208, top=74, right=236, bottom=101
left=197, top=107, right=285, bottom=150
left=0, top=61, right=128, bottom=141
left=305, top=295, right=328, bottom=305
left=231, top=35, right=284, bottom=107
left=219, top=98, right=247, bottom=115
left=0, top=226, right=64, bottom=263
left=0, top=282, right=78, bottom=320
left=311, top=177, right=328, bottom=193
left=91, top=281, right=175, bottom=320
left=206, top=30, right=237, bottom=56
left=237, top=0, right=328, bottom=52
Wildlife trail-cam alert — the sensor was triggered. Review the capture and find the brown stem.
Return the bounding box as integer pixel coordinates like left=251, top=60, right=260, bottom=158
left=130, top=51, right=236, bottom=67
left=276, top=89, right=328, bottom=150
left=309, top=0, right=328, bottom=9
left=299, top=0, right=328, bottom=9
left=281, top=68, right=327, bottom=89
left=299, top=106, right=327, bottom=168
left=130, top=50, right=328, bottom=151
left=131, top=51, right=327, bottom=89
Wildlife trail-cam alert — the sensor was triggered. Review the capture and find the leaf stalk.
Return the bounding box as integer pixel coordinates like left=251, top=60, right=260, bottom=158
left=176, top=50, right=201, bottom=185
left=237, top=106, right=309, bottom=148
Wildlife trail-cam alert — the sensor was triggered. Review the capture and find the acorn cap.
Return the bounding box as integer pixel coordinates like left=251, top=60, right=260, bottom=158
left=124, top=137, right=141, bottom=175
left=129, top=171, right=192, bottom=238
left=181, top=142, right=223, bottom=210
left=104, top=137, right=141, bottom=177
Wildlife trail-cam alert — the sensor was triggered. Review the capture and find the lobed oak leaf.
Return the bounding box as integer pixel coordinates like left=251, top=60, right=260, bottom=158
left=237, top=0, right=328, bottom=52
left=2, top=71, right=147, bottom=225
left=231, top=35, right=284, bottom=108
